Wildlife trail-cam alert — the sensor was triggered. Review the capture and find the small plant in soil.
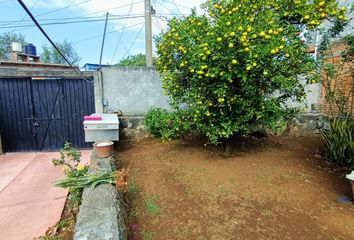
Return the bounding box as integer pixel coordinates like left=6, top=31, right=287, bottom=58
left=144, top=196, right=160, bottom=215
left=51, top=142, right=89, bottom=206
left=141, top=230, right=154, bottom=240
left=53, top=143, right=129, bottom=203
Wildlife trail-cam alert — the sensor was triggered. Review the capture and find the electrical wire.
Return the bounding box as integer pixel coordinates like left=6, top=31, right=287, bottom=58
left=110, top=0, right=135, bottom=64
left=1, top=1, right=144, bottom=30
left=163, top=0, right=191, bottom=10
left=10, top=0, right=40, bottom=31
left=71, top=21, right=145, bottom=44
left=120, top=23, right=144, bottom=60
left=167, top=0, right=182, bottom=15
left=17, top=0, right=93, bottom=83
left=72, top=1, right=144, bottom=18
left=0, top=14, right=145, bottom=24
left=0, top=15, right=145, bottom=29
left=35, top=0, right=94, bottom=17
left=156, top=1, right=176, bottom=16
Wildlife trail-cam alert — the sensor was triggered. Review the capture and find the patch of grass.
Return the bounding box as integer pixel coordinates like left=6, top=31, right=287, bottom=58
left=57, top=219, right=71, bottom=229
left=129, top=206, right=140, bottom=219
left=127, top=177, right=140, bottom=221
left=144, top=196, right=160, bottom=215
left=227, top=177, right=238, bottom=184
left=261, top=209, right=273, bottom=217
left=217, top=184, right=228, bottom=194
left=33, top=236, right=61, bottom=240
left=128, top=179, right=139, bottom=199
left=141, top=230, right=153, bottom=240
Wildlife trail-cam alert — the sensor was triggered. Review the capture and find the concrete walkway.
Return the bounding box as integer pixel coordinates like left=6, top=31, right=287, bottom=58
left=0, top=150, right=91, bottom=240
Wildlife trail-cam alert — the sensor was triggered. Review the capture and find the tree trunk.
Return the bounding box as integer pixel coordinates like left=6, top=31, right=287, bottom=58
left=221, top=138, right=232, bottom=157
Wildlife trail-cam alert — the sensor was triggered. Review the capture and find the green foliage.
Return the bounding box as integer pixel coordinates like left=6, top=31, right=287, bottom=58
left=144, top=108, right=191, bottom=140
left=156, top=0, right=345, bottom=144
left=321, top=117, right=354, bottom=170
left=54, top=171, right=116, bottom=189
left=41, top=40, right=81, bottom=65
left=144, top=197, right=160, bottom=215
left=141, top=230, right=154, bottom=240
left=0, top=32, right=26, bottom=61
left=127, top=179, right=139, bottom=200
left=52, top=142, right=88, bottom=205
left=116, top=53, right=156, bottom=67
left=317, top=11, right=353, bottom=118
left=33, top=236, right=61, bottom=240
left=316, top=6, right=354, bottom=170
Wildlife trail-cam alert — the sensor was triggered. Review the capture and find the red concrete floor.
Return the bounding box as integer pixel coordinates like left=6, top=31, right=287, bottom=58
left=0, top=150, right=91, bottom=240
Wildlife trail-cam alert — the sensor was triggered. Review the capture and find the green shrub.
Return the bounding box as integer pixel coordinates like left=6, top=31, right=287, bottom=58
left=144, top=108, right=190, bottom=140
left=52, top=142, right=89, bottom=205
left=321, top=117, right=354, bottom=170
left=155, top=0, right=346, bottom=145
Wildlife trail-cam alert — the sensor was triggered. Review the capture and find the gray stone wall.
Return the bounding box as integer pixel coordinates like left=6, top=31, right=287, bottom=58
left=286, top=113, right=329, bottom=136
left=97, top=67, right=325, bottom=117
left=74, top=151, right=127, bottom=240
left=98, top=67, right=171, bottom=115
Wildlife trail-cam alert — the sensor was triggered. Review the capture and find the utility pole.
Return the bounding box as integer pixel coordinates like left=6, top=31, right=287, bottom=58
left=99, top=12, right=109, bottom=70
left=144, top=0, right=153, bottom=67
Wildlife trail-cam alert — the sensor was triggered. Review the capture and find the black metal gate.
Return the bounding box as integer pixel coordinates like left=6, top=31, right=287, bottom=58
left=0, top=77, right=95, bottom=152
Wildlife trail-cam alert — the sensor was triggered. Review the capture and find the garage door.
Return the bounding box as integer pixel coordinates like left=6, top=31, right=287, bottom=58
left=0, top=77, right=95, bottom=152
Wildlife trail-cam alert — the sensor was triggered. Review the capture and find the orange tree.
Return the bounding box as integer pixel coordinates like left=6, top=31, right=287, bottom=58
left=155, top=0, right=347, bottom=145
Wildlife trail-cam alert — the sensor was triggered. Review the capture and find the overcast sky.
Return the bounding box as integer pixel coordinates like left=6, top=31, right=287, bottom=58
left=0, top=0, right=204, bottom=66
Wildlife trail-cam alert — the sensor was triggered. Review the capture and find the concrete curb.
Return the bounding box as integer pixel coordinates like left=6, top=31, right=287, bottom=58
left=73, top=151, right=128, bottom=240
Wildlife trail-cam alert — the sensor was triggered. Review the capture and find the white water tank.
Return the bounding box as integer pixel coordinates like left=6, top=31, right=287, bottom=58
left=11, top=42, right=22, bottom=52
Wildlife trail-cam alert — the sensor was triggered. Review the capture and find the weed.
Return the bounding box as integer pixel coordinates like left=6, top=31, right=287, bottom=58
left=227, top=177, right=238, bottom=184
left=261, top=209, right=273, bottom=217
left=33, top=236, right=61, bottom=240
left=128, top=179, right=139, bottom=199
left=57, top=219, right=71, bottom=229
left=141, top=230, right=154, bottom=240
left=144, top=196, right=160, bottom=215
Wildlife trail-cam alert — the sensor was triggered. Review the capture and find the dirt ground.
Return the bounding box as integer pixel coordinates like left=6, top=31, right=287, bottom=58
left=118, top=135, right=354, bottom=240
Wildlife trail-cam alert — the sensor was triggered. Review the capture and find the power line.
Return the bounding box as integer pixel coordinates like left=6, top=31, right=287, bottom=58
left=73, top=1, right=144, bottom=18
left=35, top=0, right=94, bottom=17
left=0, top=15, right=145, bottom=29
left=71, top=22, right=145, bottom=44
left=156, top=1, right=176, bottom=16
left=163, top=0, right=191, bottom=10
left=10, top=0, right=40, bottom=31
left=167, top=0, right=182, bottom=15
left=0, top=14, right=145, bottom=24
left=17, top=0, right=93, bottom=83
left=110, top=0, right=135, bottom=64
left=121, top=23, right=144, bottom=60
left=1, top=1, right=144, bottom=28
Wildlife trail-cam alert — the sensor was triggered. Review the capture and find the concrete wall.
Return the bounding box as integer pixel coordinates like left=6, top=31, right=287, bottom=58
left=74, top=151, right=128, bottom=240
left=98, top=67, right=323, bottom=115
left=98, top=67, right=170, bottom=115
left=286, top=80, right=322, bottom=112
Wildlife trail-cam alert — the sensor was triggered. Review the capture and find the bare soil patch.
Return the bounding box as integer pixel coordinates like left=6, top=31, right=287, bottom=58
left=118, top=135, right=354, bottom=240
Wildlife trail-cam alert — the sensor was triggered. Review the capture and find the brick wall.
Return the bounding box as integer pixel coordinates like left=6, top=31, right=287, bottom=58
left=320, top=42, right=354, bottom=115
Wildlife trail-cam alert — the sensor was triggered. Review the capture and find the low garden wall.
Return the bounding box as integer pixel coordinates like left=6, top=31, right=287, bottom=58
left=119, top=113, right=330, bottom=140
left=74, top=151, right=128, bottom=240
left=286, top=113, right=329, bottom=136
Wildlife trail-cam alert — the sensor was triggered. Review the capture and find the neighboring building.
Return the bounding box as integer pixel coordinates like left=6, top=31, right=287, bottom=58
left=303, top=1, right=354, bottom=114
left=0, top=61, right=75, bottom=70
left=83, top=63, right=111, bottom=71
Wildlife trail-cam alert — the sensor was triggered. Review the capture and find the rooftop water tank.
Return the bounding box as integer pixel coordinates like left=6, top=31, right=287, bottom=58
left=24, top=43, right=37, bottom=56
left=11, top=42, right=22, bottom=52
